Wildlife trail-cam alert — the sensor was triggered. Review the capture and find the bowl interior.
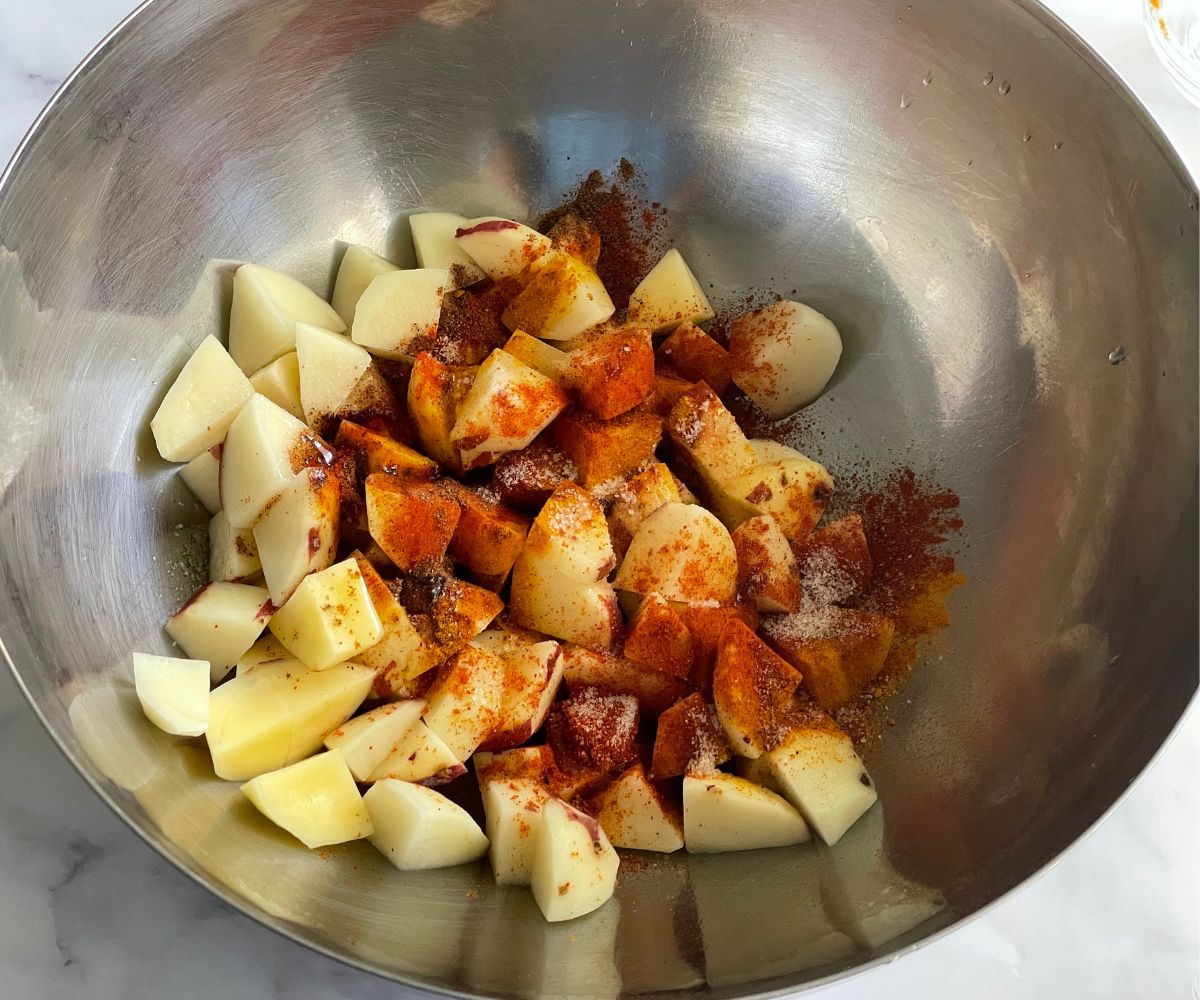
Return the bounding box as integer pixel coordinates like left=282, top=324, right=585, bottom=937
left=0, top=0, right=1196, bottom=996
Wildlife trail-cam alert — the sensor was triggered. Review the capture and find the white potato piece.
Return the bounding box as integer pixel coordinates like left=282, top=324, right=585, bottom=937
left=228, top=263, right=346, bottom=375
left=295, top=323, right=372, bottom=427
left=352, top=554, right=443, bottom=683
left=351, top=268, right=449, bottom=360
left=450, top=349, right=569, bottom=470
left=409, top=212, right=486, bottom=286
left=524, top=482, right=616, bottom=584
left=241, top=749, right=372, bottom=849
left=454, top=217, right=551, bottom=281
left=368, top=720, right=465, bottom=785
left=665, top=383, right=757, bottom=487
left=179, top=446, right=222, bottom=513
left=471, top=630, right=563, bottom=750
left=208, top=510, right=262, bottom=583
left=132, top=652, right=210, bottom=737
left=234, top=634, right=294, bottom=676
left=269, top=558, right=383, bottom=670
left=719, top=453, right=833, bottom=542
left=614, top=502, right=737, bottom=605
left=755, top=726, right=877, bottom=846
left=729, top=301, right=842, bottom=418
left=150, top=335, right=254, bottom=462
left=252, top=466, right=340, bottom=606
left=324, top=699, right=426, bottom=781
left=421, top=647, right=505, bottom=761
left=731, top=514, right=802, bottom=613
left=590, top=763, right=684, bottom=853
left=509, top=557, right=620, bottom=651
left=682, top=772, right=809, bottom=853
left=626, top=248, right=714, bottom=334
left=220, top=394, right=322, bottom=529
left=207, top=658, right=376, bottom=780
left=502, top=331, right=569, bottom=382
left=165, top=581, right=271, bottom=683
left=531, top=799, right=619, bottom=922
left=332, top=244, right=399, bottom=326
left=365, top=779, right=489, bottom=870
left=501, top=251, right=615, bottom=341
left=479, top=776, right=551, bottom=885
left=249, top=352, right=305, bottom=421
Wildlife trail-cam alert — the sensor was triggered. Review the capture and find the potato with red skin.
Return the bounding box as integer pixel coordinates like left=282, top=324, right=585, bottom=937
left=624, top=593, right=695, bottom=681
left=550, top=406, right=662, bottom=490
left=365, top=473, right=460, bottom=571
left=650, top=693, right=732, bottom=779
left=472, top=629, right=564, bottom=751
left=712, top=620, right=804, bottom=758
left=607, top=463, right=681, bottom=559
left=491, top=436, right=579, bottom=510
left=565, top=327, right=655, bottom=420
left=547, top=687, right=641, bottom=778
left=794, top=513, right=873, bottom=604
left=560, top=646, right=690, bottom=717
left=731, top=515, right=803, bottom=613
left=657, top=322, right=731, bottom=395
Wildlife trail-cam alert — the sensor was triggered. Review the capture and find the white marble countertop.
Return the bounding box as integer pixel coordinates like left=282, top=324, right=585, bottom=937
left=0, top=2, right=1196, bottom=997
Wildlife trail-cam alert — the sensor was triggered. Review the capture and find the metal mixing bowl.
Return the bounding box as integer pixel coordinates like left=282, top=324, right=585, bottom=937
left=0, top=0, right=1196, bottom=995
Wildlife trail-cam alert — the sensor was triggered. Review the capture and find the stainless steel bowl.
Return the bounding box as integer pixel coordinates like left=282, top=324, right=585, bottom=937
left=1, top=0, right=1196, bottom=995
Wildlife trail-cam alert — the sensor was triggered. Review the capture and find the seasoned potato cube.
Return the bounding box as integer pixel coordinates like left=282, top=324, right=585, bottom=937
left=333, top=420, right=437, bottom=479
left=760, top=607, right=895, bottom=711
left=351, top=553, right=444, bottom=684
left=502, top=331, right=569, bottom=382
left=674, top=601, right=759, bottom=693
left=365, top=473, right=460, bottom=571
left=450, top=349, right=570, bottom=470
left=550, top=407, right=662, bottom=490
left=252, top=466, right=340, bottom=606
left=731, top=515, right=803, bottom=613
left=501, top=250, right=615, bottom=341
left=422, top=645, right=506, bottom=760
left=614, top=502, right=738, bottom=606
left=455, top=217, right=552, bottom=282
left=565, top=327, right=655, bottom=419
left=409, top=212, right=486, bottom=285
left=712, top=619, right=803, bottom=758
left=650, top=692, right=731, bottom=779
left=657, top=322, right=731, bottom=395
left=626, top=248, right=714, bottom=334
left=719, top=441, right=834, bottom=543
left=268, top=558, right=383, bottom=670
left=588, top=762, right=684, bottom=853
left=407, top=352, right=476, bottom=473
left=607, top=463, right=682, bottom=558
left=665, top=383, right=757, bottom=487
left=491, top=437, right=579, bottom=510
left=647, top=370, right=696, bottom=416
left=623, top=593, right=694, bottom=681
left=443, top=482, right=531, bottom=590
left=522, top=482, right=616, bottom=583
left=560, top=646, right=689, bottom=717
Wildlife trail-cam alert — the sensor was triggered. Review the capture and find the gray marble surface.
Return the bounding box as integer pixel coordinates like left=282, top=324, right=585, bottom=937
left=0, top=1, right=1196, bottom=997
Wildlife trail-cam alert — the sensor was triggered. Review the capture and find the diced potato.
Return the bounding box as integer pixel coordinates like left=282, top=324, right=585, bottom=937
left=712, top=620, right=802, bottom=758
left=332, top=244, right=399, bottom=326
left=207, top=658, right=376, bottom=780
left=150, top=335, right=254, bottom=462
left=732, top=515, right=803, bottom=613
left=657, top=321, right=731, bottom=394
left=351, top=554, right=445, bottom=684
left=665, top=383, right=757, bottom=488
left=334, top=420, right=437, bottom=479
left=450, top=349, right=569, bottom=470
left=479, top=776, right=552, bottom=885
left=650, top=692, right=731, bottom=779
left=502, top=331, right=569, bottom=382
left=444, top=483, right=531, bottom=591
left=411, top=572, right=505, bottom=658
left=269, top=558, right=383, bottom=670
left=589, top=763, right=684, bottom=853
left=509, top=557, right=622, bottom=651
left=234, top=634, right=294, bottom=676
left=228, top=263, right=346, bottom=375
left=472, top=629, right=563, bottom=750
left=623, top=593, right=694, bottom=681
left=607, top=463, right=681, bottom=557
left=626, top=249, right=714, bottom=334
left=132, top=652, right=210, bottom=737
left=719, top=445, right=834, bottom=543
left=407, top=352, right=476, bottom=473
left=502, top=251, right=616, bottom=342
left=249, top=352, right=305, bottom=421
left=251, top=466, right=339, bottom=605
left=295, top=323, right=372, bottom=427
left=208, top=509, right=262, bottom=583
left=550, top=407, right=662, bottom=490
left=521, top=483, right=615, bottom=583
left=368, top=719, right=464, bottom=785
left=565, top=327, right=655, bottom=419
left=219, top=393, right=326, bottom=528
left=646, top=370, right=696, bottom=416
left=409, top=212, right=487, bottom=286
left=241, top=749, right=372, bottom=849
left=674, top=602, right=759, bottom=693
left=531, top=799, right=619, bottom=922
left=795, top=513, right=873, bottom=604
left=351, top=268, right=449, bottom=360
left=421, top=646, right=505, bottom=760
left=614, top=502, right=737, bottom=605
left=179, top=445, right=223, bottom=514
left=365, top=779, right=489, bottom=870
left=165, top=581, right=272, bottom=683
left=323, top=700, right=426, bottom=781
left=365, top=473, right=460, bottom=571
left=545, top=688, right=640, bottom=780
left=760, top=607, right=895, bottom=711
left=560, top=646, right=689, bottom=717
left=682, top=773, right=809, bottom=853
left=491, top=437, right=578, bottom=510
left=729, top=301, right=842, bottom=418
left=455, top=217, right=552, bottom=281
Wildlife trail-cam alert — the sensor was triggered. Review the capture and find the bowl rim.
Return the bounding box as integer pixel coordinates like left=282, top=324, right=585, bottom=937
left=0, top=0, right=1196, bottom=996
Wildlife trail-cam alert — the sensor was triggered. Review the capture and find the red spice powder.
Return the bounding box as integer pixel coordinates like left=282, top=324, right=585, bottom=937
left=538, top=159, right=668, bottom=310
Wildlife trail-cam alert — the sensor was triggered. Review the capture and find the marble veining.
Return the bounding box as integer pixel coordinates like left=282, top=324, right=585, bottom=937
left=0, top=1, right=1195, bottom=997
